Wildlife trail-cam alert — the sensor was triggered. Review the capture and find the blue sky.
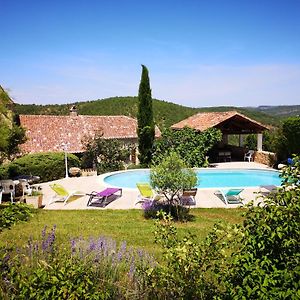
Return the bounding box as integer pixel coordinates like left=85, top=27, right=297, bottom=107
left=1, top=0, right=300, bottom=107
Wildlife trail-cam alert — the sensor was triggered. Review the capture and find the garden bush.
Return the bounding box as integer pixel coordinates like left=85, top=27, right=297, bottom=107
left=0, top=203, right=34, bottom=232
left=0, top=152, right=80, bottom=182
left=82, top=135, right=129, bottom=174
left=224, top=155, right=300, bottom=299
left=275, top=116, right=300, bottom=160
left=0, top=225, right=155, bottom=299
left=150, top=152, right=197, bottom=221
left=140, top=156, right=300, bottom=299
left=141, top=199, right=191, bottom=221
left=137, top=212, right=229, bottom=299
left=152, top=127, right=222, bottom=167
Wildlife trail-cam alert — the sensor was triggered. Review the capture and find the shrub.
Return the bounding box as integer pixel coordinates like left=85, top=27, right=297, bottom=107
left=138, top=212, right=229, bottom=299
left=275, top=116, right=300, bottom=160
left=0, top=164, right=8, bottom=179
left=0, top=226, right=155, bottom=299
left=152, top=127, right=222, bottom=167
left=150, top=152, right=197, bottom=221
left=0, top=203, right=34, bottom=231
left=2, top=152, right=80, bottom=182
left=150, top=152, right=197, bottom=203
left=141, top=157, right=300, bottom=299
left=141, top=200, right=191, bottom=221
left=224, top=155, right=300, bottom=299
left=82, top=135, right=129, bottom=174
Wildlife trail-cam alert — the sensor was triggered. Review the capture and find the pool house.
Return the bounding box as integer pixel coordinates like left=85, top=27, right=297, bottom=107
left=171, top=111, right=273, bottom=164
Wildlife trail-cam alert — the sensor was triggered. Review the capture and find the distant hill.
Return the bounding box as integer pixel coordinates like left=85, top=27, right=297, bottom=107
left=249, top=105, right=300, bottom=119
left=14, top=96, right=281, bottom=128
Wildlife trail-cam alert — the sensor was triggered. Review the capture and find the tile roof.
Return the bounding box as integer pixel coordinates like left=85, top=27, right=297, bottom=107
left=171, top=111, right=268, bottom=132
left=20, top=114, right=161, bottom=153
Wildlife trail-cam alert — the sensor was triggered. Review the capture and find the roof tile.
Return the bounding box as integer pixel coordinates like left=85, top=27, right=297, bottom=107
left=171, top=111, right=267, bottom=131
left=20, top=115, right=161, bottom=153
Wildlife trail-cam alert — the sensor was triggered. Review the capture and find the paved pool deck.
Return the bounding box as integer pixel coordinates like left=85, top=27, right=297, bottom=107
left=40, top=161, right=276, bottom=210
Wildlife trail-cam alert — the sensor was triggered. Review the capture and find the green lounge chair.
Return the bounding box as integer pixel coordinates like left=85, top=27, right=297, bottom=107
left=214, top=188, right=243, bottom=205
left=49, top=183, right=85, bottom=205
left=135, top=183, right=162, bottom=205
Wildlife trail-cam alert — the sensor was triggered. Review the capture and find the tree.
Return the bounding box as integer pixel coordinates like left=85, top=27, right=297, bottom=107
left=0, top=88, right=26, bottom=163
left=82, top=134, right=129, bottom=174
left=150, top=151, right=197, bottom=205
left=152, top=127, right=222, bottom=167
left=275, top=116, right=300, bottom=161
left=137, top=65, right=155, bottom=166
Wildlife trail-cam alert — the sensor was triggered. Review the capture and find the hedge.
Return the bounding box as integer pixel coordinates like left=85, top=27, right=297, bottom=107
left=0, top=152, right=80, bottom=182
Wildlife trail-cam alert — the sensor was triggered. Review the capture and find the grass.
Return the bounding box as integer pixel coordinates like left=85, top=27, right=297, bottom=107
left=0, top=208, right=244, bottom=257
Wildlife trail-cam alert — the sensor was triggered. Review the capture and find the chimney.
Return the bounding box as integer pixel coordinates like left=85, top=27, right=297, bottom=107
left=69, top=105, right=78, bottom=116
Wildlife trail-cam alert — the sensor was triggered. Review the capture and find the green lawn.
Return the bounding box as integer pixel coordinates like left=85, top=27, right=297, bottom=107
left=0, top=208, right=244, bottom=257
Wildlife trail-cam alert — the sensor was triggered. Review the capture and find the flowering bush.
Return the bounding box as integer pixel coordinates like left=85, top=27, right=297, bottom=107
left=0, top=225, right=155, bottom=299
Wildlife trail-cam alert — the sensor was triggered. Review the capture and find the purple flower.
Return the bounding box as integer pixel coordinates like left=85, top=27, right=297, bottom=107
left=117, top=241, right=127, bottom=261
left=70, top=238, right=76, bottom=254
left=128, top=256, right=136, bottom=278
left=42, top=225, right=56, bottom=253
left=89, top=238, right=96, bottom=252
left=41, top=225, right=47, bottom=239
left=27, top=236, right=33, bottom=256
left=141, top=200, right=153, bottom=211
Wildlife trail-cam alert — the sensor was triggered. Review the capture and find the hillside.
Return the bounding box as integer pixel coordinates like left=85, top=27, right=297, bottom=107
left=0, top=85, right=14, bottom=124
left=251, top=105, right=300, bottom=119
left=14, top=96, right=280, bottom=128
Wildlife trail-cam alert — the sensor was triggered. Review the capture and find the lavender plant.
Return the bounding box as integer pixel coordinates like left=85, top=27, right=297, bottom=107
left=1, top=225, right=156, bottom=299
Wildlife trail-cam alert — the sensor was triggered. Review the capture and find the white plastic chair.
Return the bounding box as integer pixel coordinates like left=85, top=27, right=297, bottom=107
left=0, top=180, right=16, bottom=204
left=244, top=150, right=255, bottom=162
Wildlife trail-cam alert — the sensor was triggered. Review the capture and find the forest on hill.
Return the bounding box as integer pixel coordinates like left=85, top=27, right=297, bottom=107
left=248, top=105, right=300, bottom=118
left=13, top=96, right=292, bottom=128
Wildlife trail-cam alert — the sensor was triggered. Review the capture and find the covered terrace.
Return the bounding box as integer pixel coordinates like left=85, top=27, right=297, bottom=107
left=171, top=111, right=269, bottom=163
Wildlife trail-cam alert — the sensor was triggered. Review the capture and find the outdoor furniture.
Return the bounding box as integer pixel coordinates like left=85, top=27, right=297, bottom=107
left=214, top=189, right=244, bottom=205
left=179, top=188, right=197, bottom=205
left=13, top=175, right=40, bottom=184
left=135, top=183, right=162, bottom=205
left=0, top=180, right=16, bottom=204
left=259, top=185, right=278, bottom=196
left=218, top=151, right=231, bottom=162
left=244, top=150, right=255, bottom=162
left=86, top=188, right=122, bottom=207
left=49, top=183, right=85, bottom=205
left=19, top=179, right=32, bottom=201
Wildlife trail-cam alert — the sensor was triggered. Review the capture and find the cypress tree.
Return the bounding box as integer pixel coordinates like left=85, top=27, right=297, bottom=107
left=137, top=65, right=155, bottom=166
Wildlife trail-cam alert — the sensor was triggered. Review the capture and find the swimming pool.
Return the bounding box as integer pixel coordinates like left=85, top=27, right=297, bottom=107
left=103, top=169, right=282, bottom=189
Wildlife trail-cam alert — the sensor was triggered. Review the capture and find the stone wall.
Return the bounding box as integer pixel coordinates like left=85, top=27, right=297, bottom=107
left=254, top=151, right=277, bottom=167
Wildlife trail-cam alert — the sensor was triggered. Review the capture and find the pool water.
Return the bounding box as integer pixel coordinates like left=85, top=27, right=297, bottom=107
left=104, top=169, right=282, bottom=189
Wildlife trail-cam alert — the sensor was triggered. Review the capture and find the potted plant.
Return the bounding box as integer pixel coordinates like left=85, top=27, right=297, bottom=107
left=25, top=186, right=43, bottom=208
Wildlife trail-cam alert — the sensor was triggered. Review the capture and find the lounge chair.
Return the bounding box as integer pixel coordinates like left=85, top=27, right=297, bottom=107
left=214, top=188, right=244, bottom=205
left=0, top=180, right=16, bottom=204
left=180, top=188, right=197, bottom=205
left=86, top=188, right=122, bottom=207
left=244, top=150, right=255, bottom=162
left=135, top=183, right=162, bottom=205
left=49, top=183, right=85, bottom=205
left=259, top=185, right=278, bottom=196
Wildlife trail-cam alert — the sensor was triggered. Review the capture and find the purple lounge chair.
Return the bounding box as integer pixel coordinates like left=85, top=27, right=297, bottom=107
left=87, top=188, right=122, bottom=206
